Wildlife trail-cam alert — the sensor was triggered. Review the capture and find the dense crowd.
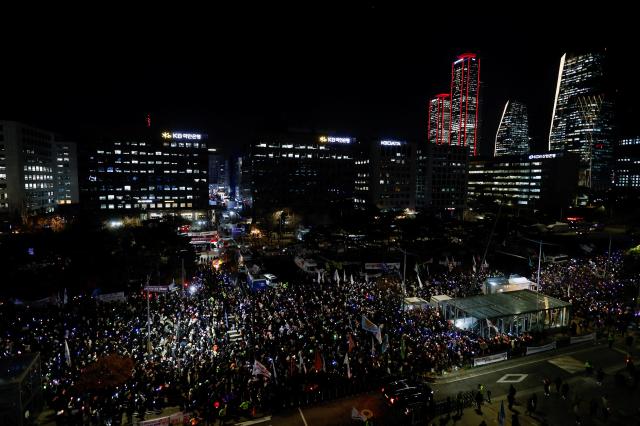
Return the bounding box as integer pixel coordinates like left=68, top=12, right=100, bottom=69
left=0, top=251, right=636, bottom=424
left=537, top=251, right=638, bottom=332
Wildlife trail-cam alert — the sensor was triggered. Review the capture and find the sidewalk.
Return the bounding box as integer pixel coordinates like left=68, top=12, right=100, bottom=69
left=430, top=363, right=638, bottom=426
left=432, top=332, right=640, bottom=385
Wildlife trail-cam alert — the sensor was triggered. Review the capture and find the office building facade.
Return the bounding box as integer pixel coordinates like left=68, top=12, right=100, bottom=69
left=208, top=154, right=230, bottom=192
left=450, top=53, right=481, bottom=156
left=426, top=143, right=468, bottom=215
left=369, top=140, right=415, bottom=211
left=614, top=137, right=640, bottom=196
left=548, top=52, right=614, bottom=191
left=86, top=130, right=209, bottom=219
left=468, top=152, right=579, bottom=209
left=250, top=132, right=355, bottom=214
left=428, top=94, right=451, bottom=145
left=53, top=139, right=79, bottom=206
left=495, top=100, right=529, bottom=157
left=0, top=121, right=79, bottom=218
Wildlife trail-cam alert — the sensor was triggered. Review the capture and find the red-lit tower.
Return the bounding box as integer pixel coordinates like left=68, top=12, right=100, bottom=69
left=449, top=53, right=481, bottom=156
left=428, top=94, right=451, bottom=145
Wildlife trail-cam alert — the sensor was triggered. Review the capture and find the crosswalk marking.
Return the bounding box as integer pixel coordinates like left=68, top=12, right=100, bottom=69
left=548, top=356, right=585, bottom=373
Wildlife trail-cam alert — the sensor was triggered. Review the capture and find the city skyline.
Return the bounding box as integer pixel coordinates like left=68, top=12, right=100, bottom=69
left=3, top=44, right=634, bottom=157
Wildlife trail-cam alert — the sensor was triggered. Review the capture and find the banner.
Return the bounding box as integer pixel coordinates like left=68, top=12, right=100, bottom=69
left=473, top=352, right=508, bottom=367
left=570, top=333, right=596, bottom=344
left=97, top=292, right=126, bottom=303
left=525, top=341, right=557, bottom=356
left=364, top=263, right=400, bottom=272
left=136, top=412, right=191, bottom=426
left=144, top=285, right=171, bottom=293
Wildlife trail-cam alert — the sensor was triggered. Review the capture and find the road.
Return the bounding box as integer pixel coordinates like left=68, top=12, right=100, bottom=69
left=255, top=338, right=639, bottom=426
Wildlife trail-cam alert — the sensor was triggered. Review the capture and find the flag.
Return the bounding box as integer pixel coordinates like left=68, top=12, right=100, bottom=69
left=344, top=353, right=352, bottom=379
left=348, top=334, right=356, bottom=353
left=317, top=270, right=321, bottom=283
left=381, top=334, right=389, bottom=354
left=321, top=353, right=326, bottom=372
left=352, top=407, right=367, bottom=421
left=350, top=274, right=354, bottom=285
left=270, top=358, right=278, bottom=384
left=486, top=318, right=499, bottom=333
left=63, top=288, right=68, bottom=305
left=64, top=339, right=72, bottom=367
left=252, top=360, right=272, bottom=378
left=361, top=315, right=379, bottom=334
left=343, top=270, right=347, bottom=282
left=297, top=351, right=307, bottom=374
left=314, top=351, right=323, bottom=372
left=400, top=336, right=406, bottom=360
left=417, top=273, right=423, bottom=289
left=375, top=327, right=382, bottom=344
left=371, top=337, right=375, bottom=356
left=498, top=400, right=505, bottom=426
left=334, top=269, right=339, bottom=283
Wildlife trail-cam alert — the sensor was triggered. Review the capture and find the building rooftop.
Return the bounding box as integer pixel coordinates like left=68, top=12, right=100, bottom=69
left=443, top=289, right=570, bottom=320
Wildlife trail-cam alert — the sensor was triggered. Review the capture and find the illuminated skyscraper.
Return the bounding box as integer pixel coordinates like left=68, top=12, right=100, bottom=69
left=450, top=53, right=481, bottom=156
left=548, top=52, right=614, bottom=191
left=428, top=94, right=450, bottom=145
left=494, top=100, right=529, bottom=157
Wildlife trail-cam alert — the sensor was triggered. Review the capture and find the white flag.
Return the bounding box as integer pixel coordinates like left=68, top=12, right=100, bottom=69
left=417, top=274, right=423, bottom=289
left=414, top=262, right=419, bottom=274
left=352, top=407, right=368, bottom=421
left=334, top=269, right=339, bottom=283
left=343, top=270, right=347, bottom=282
left=298, top=350, right=307, bottom=374
left=317, top=270, right=321, bottom=283
left=252, top=360, right=272, bottom=378
left=344, top=352, right=351, bottom=379
left=350, top=274, right=354, bottom=285
left=64, top=339, right=72, bottom=367
left=270, top=358, right=278, bottom=384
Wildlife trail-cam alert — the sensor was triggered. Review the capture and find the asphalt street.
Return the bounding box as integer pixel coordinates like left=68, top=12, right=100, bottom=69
left=257, top=338, right=640, bottom=426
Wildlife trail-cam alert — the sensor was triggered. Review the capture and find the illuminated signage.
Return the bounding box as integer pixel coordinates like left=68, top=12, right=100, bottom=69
left=319, top=136, right=351, bottom=144
left=380, top=140, right=403, bottom=146
left=162, top=132, right=202, bottom=140
left=528, top=153, right=557, bottom=160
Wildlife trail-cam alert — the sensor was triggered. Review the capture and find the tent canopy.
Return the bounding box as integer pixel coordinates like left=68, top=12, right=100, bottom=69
left=442, top=289, right=570, bottom=320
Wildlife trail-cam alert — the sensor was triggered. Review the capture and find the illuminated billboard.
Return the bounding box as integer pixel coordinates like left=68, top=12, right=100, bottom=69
left=319, top=136, right=352, bottom=144
left=161, top=132, right=203, bottom=140
left=528, top=153, right=557, bottom=160
left=380, top=140, right=403, bottom=146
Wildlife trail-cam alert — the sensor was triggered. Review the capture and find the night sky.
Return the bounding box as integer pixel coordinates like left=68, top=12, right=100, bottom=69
left=2, top=6, right=636, bottom=156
